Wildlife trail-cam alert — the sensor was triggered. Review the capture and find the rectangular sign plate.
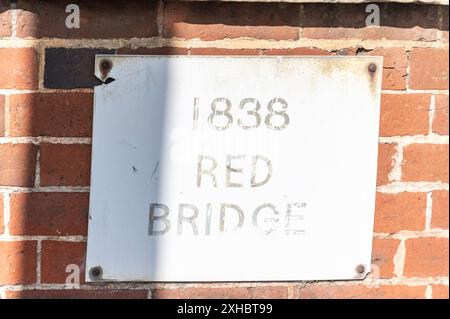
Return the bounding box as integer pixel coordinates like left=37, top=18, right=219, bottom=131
left=86, top=55, right=382, bottom=282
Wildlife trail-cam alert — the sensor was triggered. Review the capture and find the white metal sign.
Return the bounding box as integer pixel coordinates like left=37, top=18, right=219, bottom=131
left=86, top=55, right=382, bottom=282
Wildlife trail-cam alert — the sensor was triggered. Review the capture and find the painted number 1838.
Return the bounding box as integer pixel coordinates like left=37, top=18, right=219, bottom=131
left=193, top=97, right=290, bottom=131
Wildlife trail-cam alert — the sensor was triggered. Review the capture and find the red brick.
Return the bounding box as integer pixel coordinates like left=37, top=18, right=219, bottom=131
left=0, top=241, right=37, bottom=285
left=371, top=238, right=400, bottom=278
left=0, top=143, right=38, bottom=187
left=365, top=48, right=407, bottom=90
left=404, top=238, right=449, bottom=277
left=0, top=2, right=11, bottom=37
left=9, top=192, right=89, bottom=236
left=16, top=0, right=158, bottom=39
left=152, top=286, right=288, bottom=299
left=9, top=93, right=93, bottom=137
left=41, top=241, right=86, bottom=284
left=380, top=94, right=430, bottom=137
left=374, top=192, right=426, bottom=233
left=163, top=2, right=300, bottom=41
left=0, top=194, right=3, bottom=235
left=0, top=48, right=39, bottom=90
left=261, top=47, right=332, bottom=56
left=5, top=289, right=148, bottom=299
left=190, top=48, right=260, bottom=55
left=377, top=143, right=396, bottom=186
left=117, top=47, right=189, bottom=55
left=433, top=95, right=449, bottom=135
left=39, top=144, right=91, bottom=186
left=294, top=284, right=426, bottom=299
left=0, top=95, right=4, bottom=136
left=432, top=285, right=449, bottom=299
left=409, top=48, right=449, bottom=90
left=431, top=190, right=449, bottom=229
left=302, top=27, right=437, bottom=42
left=402, top=144, right=449, bottom=183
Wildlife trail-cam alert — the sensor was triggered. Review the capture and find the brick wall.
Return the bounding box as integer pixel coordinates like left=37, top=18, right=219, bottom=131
left=0, top=0, right=448, bottom=299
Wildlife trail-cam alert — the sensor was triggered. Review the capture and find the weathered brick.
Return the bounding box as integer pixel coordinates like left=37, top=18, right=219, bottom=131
left=0, top=2, right=11, bottom=37
left=16, top=0, right=158, bottom=39
left=301, top=4, right=440, bottom=42
left=0, top=143, right=38, bottom=187
left=9, top=192, right=89, bottom=236
left=0, top=241, right=37, bottom=285
left=293, top=284, right=426, bottom=299
left=402, top=144, right=449, bottom=183
left=409, top=48, right=449, bottom=90
left=163, top=2, right=300, bottom=40
left=0, top=48, right=39, bottom=90
left=433, top=95, right=449, bottom=135
left=374, top=192, right=426, bottom=233
left=9, top=93, right=93, bottom=137
left=261, top=47, right=332, bottom=56
left=432, top=285, right=449, bottom=299
left=431, top=190, right=449, bottom=229
left=0, top=94, right=5, bottom=136
left=303, top=27, right=437, bottom=42
left=377, top=143, right=396, bottom=186
left=371, top=238, right=400, bottom=278
left=117, top=47, right=189, bottom=55
left=41, top=241, right=86, bottom=284
left=39, top=143, right=91, bottom=186
left=365, top=48, right=407, bottom=90
left=44, top=48, right=114, bottom=89
left=6, top=289, right=148, bottom=299
left=404, top=238, right=449, bottom=277
left=380, top=94, right=430, bottom=137
left=190, top=48, right=260, bottom=55
left=152, top=286, right=288, bottom=299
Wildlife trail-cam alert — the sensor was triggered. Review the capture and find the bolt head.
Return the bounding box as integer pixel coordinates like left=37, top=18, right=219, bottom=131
left=356, top=264, right=365, bottom=274
left=368, top=63, right=377, bottom=73
left=100, top=59, right=112, bottom=72
left=89, top=266, right=103, bottom=279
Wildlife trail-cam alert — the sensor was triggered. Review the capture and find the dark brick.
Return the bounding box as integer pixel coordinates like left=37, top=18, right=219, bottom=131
left=44, top=48, right=114, bottom=89
left=16, top=0, right=158, bottom=39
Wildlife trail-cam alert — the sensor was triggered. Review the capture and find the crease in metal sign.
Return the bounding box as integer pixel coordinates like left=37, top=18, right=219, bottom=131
left=87, top=55, right=383, bottom=282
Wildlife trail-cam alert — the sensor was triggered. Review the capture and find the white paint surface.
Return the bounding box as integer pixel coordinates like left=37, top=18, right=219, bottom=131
left=87, top=56, right=382, bottom=282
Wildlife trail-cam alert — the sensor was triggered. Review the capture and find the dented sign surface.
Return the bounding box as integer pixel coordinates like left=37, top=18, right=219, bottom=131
left=86, top=56, right=383, bottom=282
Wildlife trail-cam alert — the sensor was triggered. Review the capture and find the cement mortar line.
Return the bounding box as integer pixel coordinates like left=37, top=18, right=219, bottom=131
left=0, top=230, right=447, bottom=243
left=0, top=235, right=87, bottom=242
left=377, top=182, right=449, bottom=193
left=0, top=89, right=94, bottom=94
left=388, top=143, right=403, bottom=182
left=0, top=137, right=92, bottom=144
left=0, top=89, right=448, bottom=95
left=0, top=186, right=90, bottom=193
left=36, top=240, right=42, bottom=284
left=0, top=135, right=448, bottom=146
left=425, top=284, right=433, bottom=299
left=373, top=229, right=449, bottom=239
left=0, top=182, right=447, bottom=194
left=393, top=240, right=406, bottom=277
left=1, top=277, right=448, bottom=291
left=378, top=134, right=449, bottom=144
left=0, top=37, right=448, bottom=50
